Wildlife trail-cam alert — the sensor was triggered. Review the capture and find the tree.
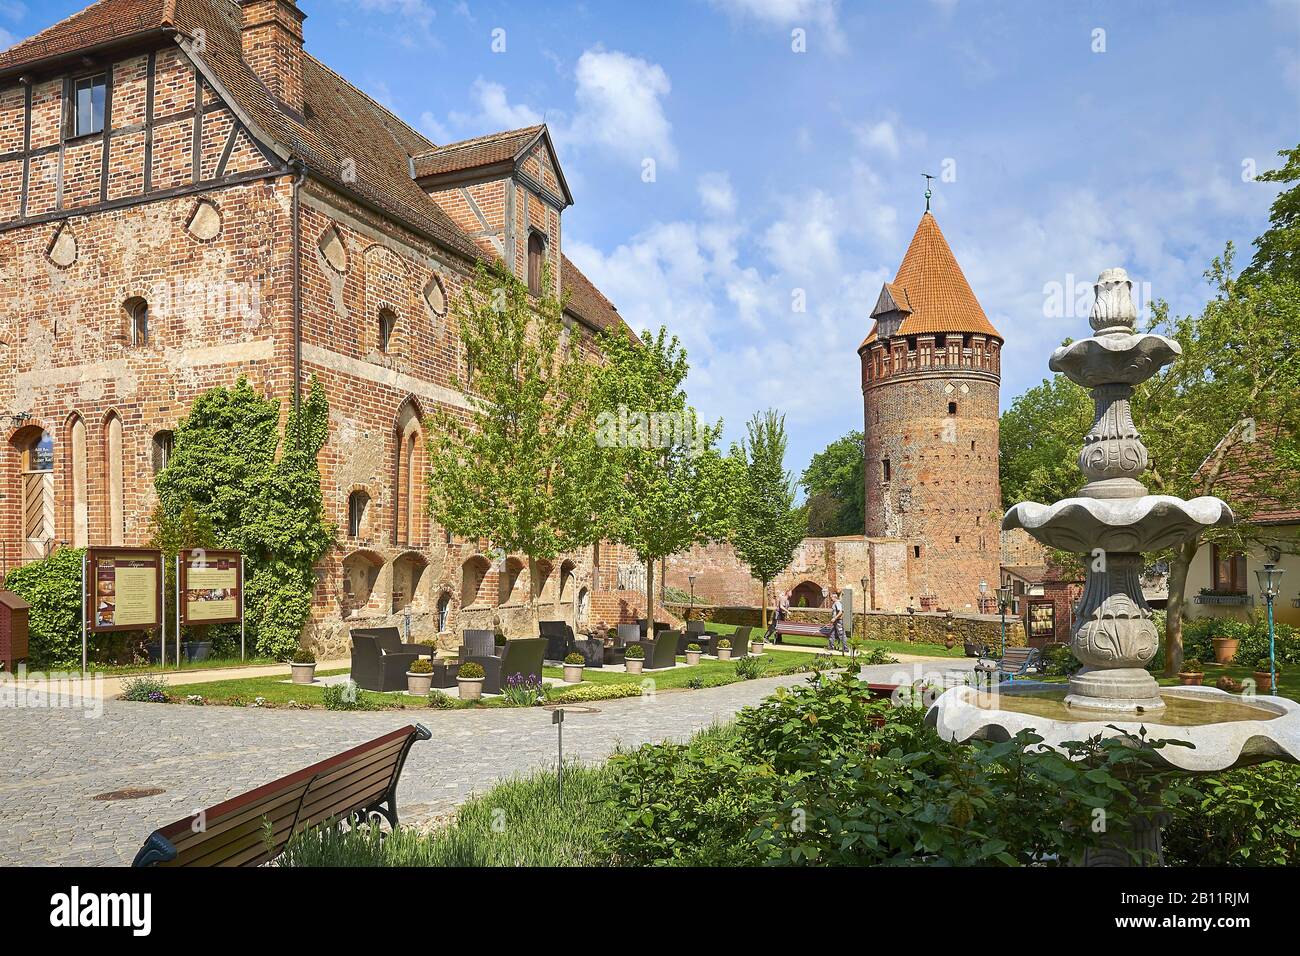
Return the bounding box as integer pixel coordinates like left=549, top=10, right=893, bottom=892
left=800, top=430, right=865, bottom=536
left=732, top=410, right=807, bottom=627
left=427, top=260, right=606, bottom=609
left=154, top=376, right=335, bottom=658
left=1244, top=143, right=1300, bottom=284
left=590, top=326, right=737, bottom=628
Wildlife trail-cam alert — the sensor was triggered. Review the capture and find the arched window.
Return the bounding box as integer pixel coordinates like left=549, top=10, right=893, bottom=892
left=461, top=556, right=491, bottom=607
left=437, top=591, right=451, bottom=632
left=69, top=416, right=88, bottom=547
left=18, top=429, right=55, bottom=560
left=395, top=400, right=424, bottom=546
left=124, top=297, right=149, bottom=347
left=527, top=231, right=544, bottom=295
left=378, top=309, right=397, bottom=352
left=104, top=412, right=124, bottom=544
left=152, top=430, right=174, bottom=474
left=347, top=490, right=369, bottom=538
left=948, top=401, right=958, bottom=415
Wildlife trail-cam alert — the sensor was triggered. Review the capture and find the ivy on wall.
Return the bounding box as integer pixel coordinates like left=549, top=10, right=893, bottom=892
left=155, top=376, right=335, bottom=659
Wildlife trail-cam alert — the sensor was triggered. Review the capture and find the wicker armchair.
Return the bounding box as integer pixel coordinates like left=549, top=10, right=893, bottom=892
left=350, top=633, right=420, bottom=692
left=462, top=637, right=547, bottom=695
left=641, top=630, right=681, bottom=670
left=539, top=620, right=577, bottom=662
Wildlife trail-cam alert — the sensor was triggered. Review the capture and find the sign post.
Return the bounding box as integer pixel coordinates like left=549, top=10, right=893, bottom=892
left=86, top=547, right=164, bottom=676
left=178, top=549, right=244, bottom=665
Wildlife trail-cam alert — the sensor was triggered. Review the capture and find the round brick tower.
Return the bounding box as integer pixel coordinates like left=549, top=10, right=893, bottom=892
left=858, top=211, right=1003, bottom=612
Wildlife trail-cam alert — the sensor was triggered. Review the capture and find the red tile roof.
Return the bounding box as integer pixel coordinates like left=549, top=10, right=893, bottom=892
left=411, top=126, right=545, bottom=179
left=0, top=0, right=629, bottom=337
left=1199, top=423, right=1300, bottom=525
left=861, top=211, right=1001, bottom=347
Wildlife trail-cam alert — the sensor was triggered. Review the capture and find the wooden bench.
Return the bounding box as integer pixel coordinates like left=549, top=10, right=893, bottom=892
left=974, top=646, right=1041, bottom=682
left=132, top=723, right=430, bottom=867
left=773, top=620, right=830, bottom=640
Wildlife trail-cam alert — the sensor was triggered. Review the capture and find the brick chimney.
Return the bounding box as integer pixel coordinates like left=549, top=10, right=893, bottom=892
left=238, top=0, right=306, bottom=114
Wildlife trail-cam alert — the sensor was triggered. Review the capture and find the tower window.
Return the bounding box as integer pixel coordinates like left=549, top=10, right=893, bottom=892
left=913, top=545, right=921, bottom=559
left=955, top=535, right=961, bottom=544
left=152, top=430, right=174, bottom=474
left=948, top=401, right=958, bottom=415
left=882, top=458, right=891, bottom=482
left=970, top=440, right=976, bottom=451
left=125, top=297, right=149, bottom=347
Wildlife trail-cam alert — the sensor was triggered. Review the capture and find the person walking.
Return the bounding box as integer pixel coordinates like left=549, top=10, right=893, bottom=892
left=767, top=590, right=790, bottom=644
left=828, top=590, right=847, bottom=653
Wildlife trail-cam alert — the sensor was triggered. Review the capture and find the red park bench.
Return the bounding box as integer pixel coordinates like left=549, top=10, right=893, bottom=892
left=773, top=620, right=832, bottom=640
left=132, top=723, right=430, bottom=867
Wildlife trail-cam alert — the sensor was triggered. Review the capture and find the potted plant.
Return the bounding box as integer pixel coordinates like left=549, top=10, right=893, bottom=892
left=750, top=635, right=765, bottom=655
left=1211, top=625, right=1240, bottom=664
left=458, top=660, right=486, bottom=700
left=1253, top=658, right=1279, bottom=694
left=289, top=648, right=317, bottom=685
left=1177, top=656, right=1204, bottom=686
left=494, top=632, right=508, bottom=654
left=624, top=643, right=645, bottom=675
left=563, top=652, right=586, bottom=683
left=685, top=642, right=702, bottom=666
left=407, top=657, right=434, bottom=696
left=717, top=638, right=732, bottom=661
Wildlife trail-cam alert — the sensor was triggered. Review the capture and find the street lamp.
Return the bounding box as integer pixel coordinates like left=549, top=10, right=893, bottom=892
left=687, top=574, right=697, bottom=621
left=996, top=584, right=1012, bottom=657
left=1255, top=563, right=1285, bottom=693
left=978, top=579, right=988, bottom=614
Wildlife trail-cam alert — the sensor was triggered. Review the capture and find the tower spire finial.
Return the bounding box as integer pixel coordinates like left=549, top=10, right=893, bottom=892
left=922, top=173, right=935, bottom=212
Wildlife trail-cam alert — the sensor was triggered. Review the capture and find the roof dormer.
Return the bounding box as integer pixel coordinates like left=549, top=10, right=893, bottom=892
left=411, top=124, right=572, bottom=297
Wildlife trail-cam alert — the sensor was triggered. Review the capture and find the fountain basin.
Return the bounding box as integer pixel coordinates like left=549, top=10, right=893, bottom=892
left=926, top=683, right=1300, bottom=773
left=1003, top=494, right=1234, bottom=552
left=1049, top=332, right=1181, bottom=387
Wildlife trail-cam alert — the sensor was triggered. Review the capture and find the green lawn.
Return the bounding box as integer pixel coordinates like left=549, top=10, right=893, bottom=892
left=701, top=621, right=963, bottom=658
left=155, top=648, right=821, bottom=709
left=100, top=655, right=280, bottom=676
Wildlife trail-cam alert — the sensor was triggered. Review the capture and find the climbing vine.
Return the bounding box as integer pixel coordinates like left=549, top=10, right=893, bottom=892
left=155, top=377, right=335, bottom=658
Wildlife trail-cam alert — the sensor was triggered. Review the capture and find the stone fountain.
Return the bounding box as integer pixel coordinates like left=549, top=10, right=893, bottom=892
left=925, top=267, right=1300, bottom=861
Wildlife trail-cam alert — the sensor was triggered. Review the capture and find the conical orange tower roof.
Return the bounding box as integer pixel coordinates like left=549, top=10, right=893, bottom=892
left=861, top=211, right=1001, bottom=347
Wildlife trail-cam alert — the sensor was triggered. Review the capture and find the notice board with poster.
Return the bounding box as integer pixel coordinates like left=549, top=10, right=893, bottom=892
left=88, top=548, right=163, bottom=632
left=180, top=550, right=243, bottom=625
left=1024, top=598, right=1057, bottom=645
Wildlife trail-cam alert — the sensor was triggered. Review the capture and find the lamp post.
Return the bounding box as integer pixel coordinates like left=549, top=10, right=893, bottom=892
left=687, top=574, right=697, bottom=622
left=1255, top=563, right=1285, bottom=694
left=996, top=584, right=1012, bottom=657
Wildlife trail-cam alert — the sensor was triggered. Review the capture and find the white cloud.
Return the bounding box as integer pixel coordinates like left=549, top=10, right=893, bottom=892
left=355, top=0, right=436, bottom=31
left=0, top=28, right=14, bottom=53
left=451, top=79, right=544, bottom=131
left=854, top=119, right=900, bottom=159
left=697, top=172, right=736, bottom=217
left=762, top=190, right=842, bottom=279
left=710, top=0, right=846, bottom=53
left=567, top=48, right=677, bottom=168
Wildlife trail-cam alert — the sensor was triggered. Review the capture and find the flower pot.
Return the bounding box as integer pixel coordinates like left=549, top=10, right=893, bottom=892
left=751, top=641, right=765, bottom=655
left=459, top=677, right=484, bottom=701
left=685, top=651, right=702, bottom=666
left=1177, top=672, right=1203, bottom=686
left=563, top=663, right=585, bottom=683
left=185, top=640, right=213, bottom=663
left=1212, top=637, right=1239, bottom=664
left=717, top=648, right=732, bottom=661
left=1254, top=671, right=1274, bottom=694
left=290, top=662, right=317, bottom=685
left=407, top=672, right=434, bottom=696
left=625, top=659, right=644, bottom=675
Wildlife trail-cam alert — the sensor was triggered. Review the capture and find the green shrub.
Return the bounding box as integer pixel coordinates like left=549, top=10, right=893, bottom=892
left=624, top=644, right=644, bottom=659
left=546, top=683, right=642, bottom=704
left=1164, top=763, right=1300, bottom=866
left=427, top=690, right=462, bottom=709
left=1043, top=644, right=1082, bottom=677
left=685, top=643, right=701, bottom=653
left=1181, top=656, right=1203, bottom=673
left=408, top=657, right=433, bottom=674
left=4, top=547, right=86, bottom=667
left=458, top=661, right=485, bottom=679
left=322, top=681, right=374, bottom=711
left=854, top=645, right=898, bottom=666
left=734, top=656, right=764, bottom=680
left=501, top=673, right=544, bottom=707
left=121, top=674, right=169, bottom=703
left=563, top=653, right=585, bottom=665
left=290, top=648, right=316, bottom=665
left=716, top=638, right=730, bottom=649
left=1236, top=620, right=1298, bottom=668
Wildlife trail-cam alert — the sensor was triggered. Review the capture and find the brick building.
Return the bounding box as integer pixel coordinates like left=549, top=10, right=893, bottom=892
left=0, top=0, right=651, bottom=654
left=669, top=209, right=1006, bottom=615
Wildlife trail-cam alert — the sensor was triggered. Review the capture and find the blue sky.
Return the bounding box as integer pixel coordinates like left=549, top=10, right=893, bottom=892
left=6, top=0, right=1299, bottom=479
